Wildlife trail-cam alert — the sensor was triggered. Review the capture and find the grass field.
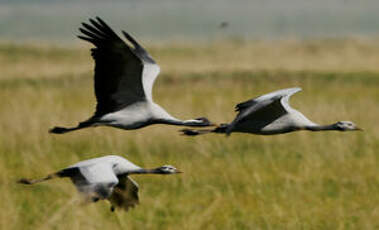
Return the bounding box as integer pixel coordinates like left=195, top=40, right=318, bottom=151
left=0, top=39, right=378, bottom=230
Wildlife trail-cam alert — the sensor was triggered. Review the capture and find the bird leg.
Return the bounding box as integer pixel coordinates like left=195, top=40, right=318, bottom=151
left=18, top=173, right=58, bottom=185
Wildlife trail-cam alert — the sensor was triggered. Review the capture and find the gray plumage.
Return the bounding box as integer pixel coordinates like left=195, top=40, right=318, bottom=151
left=50, top=17, right=212, bottom=134
left=18, top=155, right=182, bottom=212
left=181, top=87, right=362, bottom=136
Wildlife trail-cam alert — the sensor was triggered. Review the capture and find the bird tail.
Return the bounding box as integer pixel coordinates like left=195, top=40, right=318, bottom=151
left=49, top=120, right=95, bottom=134
left=180, top=124, right=229, bottom=136
left=18, top=173, right=60, bottom=185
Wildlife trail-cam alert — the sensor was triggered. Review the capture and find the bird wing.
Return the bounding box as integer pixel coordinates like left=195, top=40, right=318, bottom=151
left=279, top=87, right=302, bottom=111
left=67, top=162, right=119, bottom=200
left=121, top=31, right=161, bottom=101
left=226, top=87, right=302, bottom=135
left=78, top=17, right=160, bottom=117
left=108, top=175, right=139, bottom=212
left=235, top=87, right=301, bottom=112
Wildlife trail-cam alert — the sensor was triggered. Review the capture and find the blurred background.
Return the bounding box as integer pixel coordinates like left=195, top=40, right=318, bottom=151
left=1, top=0, right=379, bottom=43
left=1, top=1, right=379, bottom=230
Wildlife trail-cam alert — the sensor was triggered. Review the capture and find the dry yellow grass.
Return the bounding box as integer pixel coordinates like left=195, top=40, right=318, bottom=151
left=3, top=38, right=379, bottom=81
left=0, top=39, right=378, bottom=229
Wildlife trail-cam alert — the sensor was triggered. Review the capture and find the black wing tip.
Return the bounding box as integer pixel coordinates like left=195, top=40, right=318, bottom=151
left=77, top=35, right=93, bottom=42
left=88, top=18, right=99, bottom=27
left=81, top=22, right=90, bottom=28
left=95, top=17, right=112, bottom=30
left=95, top=16, right=104, bottom=23
left=122, top=30, right=148, bottom=54
left=122, top=31, right=135, bottom=43
left=84, top=16, right=104, bottom=24
left=235, top=99, right=253, bottom=112
left=78, top=28, right=87, bottom=33
left=79, top=16, right=117, bottom=41
left=235, top=104, right=245, bottom=112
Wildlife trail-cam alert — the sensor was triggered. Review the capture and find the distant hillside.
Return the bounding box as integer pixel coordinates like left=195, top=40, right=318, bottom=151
left=1, top=0, right=378, bottom=43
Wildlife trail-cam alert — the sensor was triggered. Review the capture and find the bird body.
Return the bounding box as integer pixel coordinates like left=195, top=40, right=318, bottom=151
left=97, top=101, right=207, bottom=130
left=98, top=101, right=157, bottom=130
left=50, top=17, right=211, bottom=134
left=18, top=155, right=181, bottom=212
left=182, top=87, right=361, bottom=136
left=68, top=155, right=141, bottom=174
left=231, top=111, right=315, bottom=135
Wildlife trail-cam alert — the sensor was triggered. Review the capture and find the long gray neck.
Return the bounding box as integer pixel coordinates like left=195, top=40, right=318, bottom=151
left=151, top=103, right=203, bottom=126
left=127, top=168, right=162, bottom=175
left=305, top=123, right=340, bottom=131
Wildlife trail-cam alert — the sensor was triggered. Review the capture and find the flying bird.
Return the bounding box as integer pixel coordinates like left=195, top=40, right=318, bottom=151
left=181, top=87, right=362, bottom=136
left=18, top=155, right=182, bottom=212
left=50, top=17, right=212, bottom=134
left=219, top=21, right=229, bottom=29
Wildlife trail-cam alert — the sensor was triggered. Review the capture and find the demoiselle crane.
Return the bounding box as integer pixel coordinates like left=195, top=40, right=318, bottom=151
left=181, top=87, right=362, bottom=136
left=50, top=17, right=212, bottom=134
left=18, top=155, right=181, bottom=212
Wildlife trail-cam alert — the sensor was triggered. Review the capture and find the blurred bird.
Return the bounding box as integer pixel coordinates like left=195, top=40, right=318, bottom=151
left=18, top=155, right=182, bottom=212
left=181, top=87, right=362, bottom=136
left=219, top=21, right=229, bottom=29
left=50, top=17, right=212, bottom=134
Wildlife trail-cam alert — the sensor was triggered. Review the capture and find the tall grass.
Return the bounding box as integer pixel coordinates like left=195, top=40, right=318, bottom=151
left=0, top=39, right=378, bottom=229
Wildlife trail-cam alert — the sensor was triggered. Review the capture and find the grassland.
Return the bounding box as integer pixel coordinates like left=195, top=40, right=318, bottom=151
left=0, top=39, right=378, bottom=230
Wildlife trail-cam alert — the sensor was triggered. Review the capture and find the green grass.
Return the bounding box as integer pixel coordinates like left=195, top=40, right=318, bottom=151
left=0, top=40, right=378, bottom=229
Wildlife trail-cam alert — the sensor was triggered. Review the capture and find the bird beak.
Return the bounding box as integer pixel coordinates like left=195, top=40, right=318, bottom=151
left=355, top=127, right=363, bottom=131
left=175, top=169, right=183, bottom=174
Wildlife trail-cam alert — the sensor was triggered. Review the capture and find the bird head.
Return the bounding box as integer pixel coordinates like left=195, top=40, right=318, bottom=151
left=335, top=121, right=362, bottom=131
left=155, top=165, right=182, bottom=174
